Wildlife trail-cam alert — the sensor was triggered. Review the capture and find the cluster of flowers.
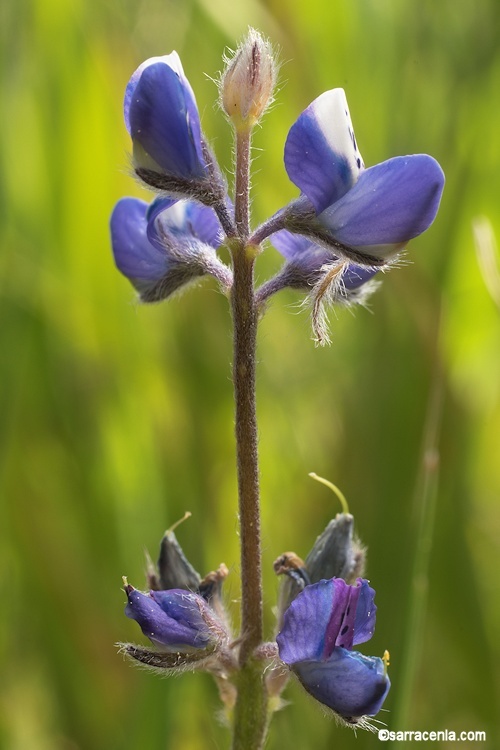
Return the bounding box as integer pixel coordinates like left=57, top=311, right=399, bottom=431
left=110, top=38, right=444, bottom=340
left=121, top=511, right=390, bottom=728
left=112, top=31, right=444, bottom=727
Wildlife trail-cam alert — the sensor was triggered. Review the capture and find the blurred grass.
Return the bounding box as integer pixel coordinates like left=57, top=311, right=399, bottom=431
left=1, top=0, right=500, bottom=748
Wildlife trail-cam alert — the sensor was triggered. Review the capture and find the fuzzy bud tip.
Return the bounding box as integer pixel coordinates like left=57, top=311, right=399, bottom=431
left=220, top=28, right=277, bottom=130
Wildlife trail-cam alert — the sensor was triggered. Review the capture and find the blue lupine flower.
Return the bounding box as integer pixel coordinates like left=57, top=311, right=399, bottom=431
left=281, top=88, right=445, bottom=265
left=124, top=582, right=220, bottom=651
left=110, top=196, right=232, bottom=302
left=276, top=577, right=390, bottom=724
left=125, top=53, right=207, bottom=182
left=271, top=230, right=379, bottom=294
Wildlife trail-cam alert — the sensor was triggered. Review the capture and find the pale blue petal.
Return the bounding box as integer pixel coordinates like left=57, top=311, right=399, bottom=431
left=270, top=230, right=309, bottom=261
left=341, top=264, right=379, bottom=291
left=145, top=197, right=178, bottom=251
left=110, top=198, right=170, bottom=289
left=352, top=579, right=377, bottom=645
left=271, top=230, right=331, bottom=269
left=272, top=231, right=378, bottom=289
left=183, top=202, right=223, bottom=247
left=294, top=648, right=390, bottom=719
left=147, top=197, right=223, bottom=250
left=319, top=154, right=445, bottom=256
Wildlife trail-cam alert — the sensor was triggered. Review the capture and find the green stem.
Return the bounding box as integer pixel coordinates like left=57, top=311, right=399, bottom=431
left=229, top=126, right=268, bottom=750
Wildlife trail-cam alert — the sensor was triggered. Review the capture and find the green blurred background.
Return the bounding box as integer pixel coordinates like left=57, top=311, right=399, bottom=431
left=1, top=0, right=499, bottom=748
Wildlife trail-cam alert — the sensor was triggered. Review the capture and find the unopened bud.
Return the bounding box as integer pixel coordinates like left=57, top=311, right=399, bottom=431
left=157, top=527, right=202, bottom=592
left=220, top=28, right=277, bottom=129
left=274, top=513, right=366, bottom=629
left=305, top=513, right=361, bottom=585
left=198, top=563, right=231, bottom=629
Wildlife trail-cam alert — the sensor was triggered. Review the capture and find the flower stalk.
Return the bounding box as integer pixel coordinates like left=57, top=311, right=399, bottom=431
left=229, top=128, right=267, bottom=750
left=230, top=239, right=263, bottom=663
left=235, top=130, right=252, bottom=239
left=230, top=251, right=268, bottom=747
left=222, top=35, right=278, bottom=741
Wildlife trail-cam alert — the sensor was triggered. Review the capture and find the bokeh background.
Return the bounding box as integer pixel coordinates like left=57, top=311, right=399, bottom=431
left=1, top=0, right=499, bottom=748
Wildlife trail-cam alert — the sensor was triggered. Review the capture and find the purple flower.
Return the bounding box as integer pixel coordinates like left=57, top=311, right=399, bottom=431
left=110, top=196, right=232, bottom=302
left=124, top=582, right=220, bottom=651
left=271, top=230, right=379, bottom=294
left=125, top=53, right=207, bottom=182
left=280, top=88, right=444, bottom=266
left=277, top=577, right=390, bottom=723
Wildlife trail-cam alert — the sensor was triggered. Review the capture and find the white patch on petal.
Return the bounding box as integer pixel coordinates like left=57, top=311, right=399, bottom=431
left=161, top=51, right=184, bottom=76
left=310, top=89, right=364, bottom=182
left=157, top=200, right=188, bottom=231
left=132, top=140, right=165, bottom=172
left=136, top=52, right=184, bottom=79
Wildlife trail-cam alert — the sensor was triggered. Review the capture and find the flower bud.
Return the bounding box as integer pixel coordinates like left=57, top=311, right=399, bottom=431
left=157, top=527, right=202, bottom=592
left=220, top=28, right=277, bottom=130
left=275, top=513, right=366, bottom=629
left=145, top=523, right=231, bottom=629
left=305, top=513, right=365, bottom=585
left=120, top=579, right=235, bottom=675
left=124, top=581, right=228, bottom=651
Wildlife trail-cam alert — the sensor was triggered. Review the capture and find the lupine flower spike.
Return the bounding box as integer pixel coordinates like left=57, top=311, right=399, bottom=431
left=111, top=32, right=444, bottom=746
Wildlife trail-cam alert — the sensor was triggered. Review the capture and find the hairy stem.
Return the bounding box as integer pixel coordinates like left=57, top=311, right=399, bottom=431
left=248, top=208, right=288, bottom=246
left=235, top=130, right=251, bottom=239
left=229, top=125, right=268, bottom=750
left=214, top=200, right=238, bottom=238
left=232, top=659, right=268, bottom=750
left=231, top=242, right=263, bottom=663
left=230, top=244, right=267, bottom=749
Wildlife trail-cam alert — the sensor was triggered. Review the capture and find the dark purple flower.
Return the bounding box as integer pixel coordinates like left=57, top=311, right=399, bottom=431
left=125, top=53, right=207, bottom=182
left=276, top=577, right=390, bottom=723
left=147, top=528, right=231, bottom=628
left=281, top=88, right=444, bottom=266
left=124, top=583, right=221, bottom=651
left=110, top=196, right=232, bottom=302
